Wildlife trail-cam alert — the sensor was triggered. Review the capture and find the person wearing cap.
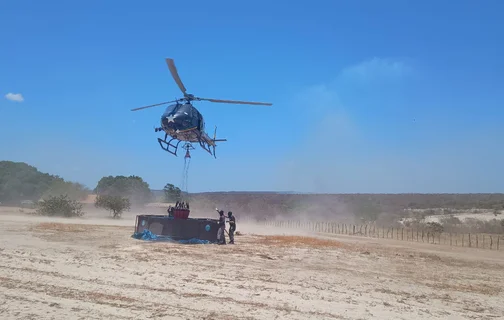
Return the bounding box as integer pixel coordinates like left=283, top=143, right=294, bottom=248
left=227, top=211, right=236, bottom=244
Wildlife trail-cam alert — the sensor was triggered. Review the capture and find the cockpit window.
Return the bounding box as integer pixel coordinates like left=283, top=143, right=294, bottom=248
left=164, top=104, right=178, bottom=115
left=177, top=103, right=193, bottom=117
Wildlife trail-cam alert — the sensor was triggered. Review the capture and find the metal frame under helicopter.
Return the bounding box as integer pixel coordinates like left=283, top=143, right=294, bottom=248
left=155, top=121, right=225, bottom=158
left=131, top=57, right=273, bottom=158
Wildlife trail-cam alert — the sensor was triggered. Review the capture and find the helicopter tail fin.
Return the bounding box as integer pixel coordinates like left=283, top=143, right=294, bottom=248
left=198, top=126, right=227, bottom=158
left=211, top=126, right=227, bottom=158
left=212, top=126, right=227, bottom=143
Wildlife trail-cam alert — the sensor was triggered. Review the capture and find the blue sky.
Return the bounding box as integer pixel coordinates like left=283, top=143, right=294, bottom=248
left=1, top=0, right=503, bottom=193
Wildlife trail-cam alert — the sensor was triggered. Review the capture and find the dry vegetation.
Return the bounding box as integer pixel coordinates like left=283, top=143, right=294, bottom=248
left=1, top=207, right=504, bottom=319
left=186, top=192, right=504, bottom=232
left=258, top=235, right=351, bottom=249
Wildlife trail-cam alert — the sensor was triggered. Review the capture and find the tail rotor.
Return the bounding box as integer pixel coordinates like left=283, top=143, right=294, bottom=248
left=212, top=126, right=217, bottom=158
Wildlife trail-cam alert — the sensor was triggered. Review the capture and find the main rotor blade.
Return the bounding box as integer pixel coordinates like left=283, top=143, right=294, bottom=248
left=165, top=58, right=187, bottom=95
left=131, top=100, right=178, bottom=111
left=198, top=97, right=273, bottom=106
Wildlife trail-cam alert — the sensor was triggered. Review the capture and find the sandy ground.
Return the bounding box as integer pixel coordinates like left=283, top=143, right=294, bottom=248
left=1, top=208, right=504, bottom=320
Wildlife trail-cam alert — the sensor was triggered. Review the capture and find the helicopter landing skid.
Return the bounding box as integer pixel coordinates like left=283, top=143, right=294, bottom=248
left=157, top=134, right=182, bottom=156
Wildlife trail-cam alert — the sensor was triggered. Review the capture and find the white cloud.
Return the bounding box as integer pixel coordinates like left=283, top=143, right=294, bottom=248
left=5, top=92, right=24, bottom=102
left=339, top=57, right=412, bottom=82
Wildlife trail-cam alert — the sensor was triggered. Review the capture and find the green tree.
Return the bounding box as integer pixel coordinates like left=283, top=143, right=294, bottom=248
left=0, top=161, right=89, bottom=204
left=95, top=195, right=130, bottom=218
left=41, top=180, right=90, bottom=201
left=94, top=175, right=152, bottom=206
left=163, top=183, right=182, bottom=202
left=36, top=194, right=84, bottom=217
left=425, top=222, right=444, bottom=234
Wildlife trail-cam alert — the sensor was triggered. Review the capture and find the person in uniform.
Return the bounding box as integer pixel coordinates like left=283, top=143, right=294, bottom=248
left=217, top=210, right=226, bottom=244
left=227, top=211, right=236, bottom=244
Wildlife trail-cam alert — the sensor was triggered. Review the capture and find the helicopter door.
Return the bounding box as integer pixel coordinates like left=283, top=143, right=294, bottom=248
left=196, top=111, right=204, bottom=131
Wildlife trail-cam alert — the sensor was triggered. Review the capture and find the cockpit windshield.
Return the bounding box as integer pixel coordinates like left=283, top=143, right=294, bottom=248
left=163, top=104, right=179, bottom=115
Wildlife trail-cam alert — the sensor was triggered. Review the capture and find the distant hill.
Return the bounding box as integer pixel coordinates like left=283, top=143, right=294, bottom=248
left=0, top=161, right=90, bottom=205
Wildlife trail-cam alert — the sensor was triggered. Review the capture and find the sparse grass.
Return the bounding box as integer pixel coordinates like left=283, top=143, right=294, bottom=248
left=426, top=282, right=501, bottom=296
left=30, top=222, right=95, bottom=233
left=29, top=222, right=123, bottom=234
left=258, top=235, right=349, bottom=249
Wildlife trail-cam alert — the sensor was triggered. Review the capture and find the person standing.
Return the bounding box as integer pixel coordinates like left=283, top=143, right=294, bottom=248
left=217, top=210, right=226, bottom=245
left=227, top=211, right=236, bottom=244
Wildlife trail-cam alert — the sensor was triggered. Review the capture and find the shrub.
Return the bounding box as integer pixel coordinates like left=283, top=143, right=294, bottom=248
left=163, top=183, right=182, bottom=202
left=36, top=194, right=84, bottom=217
left=95, top=195, right=130, bottom=218
left=425, top=222, right=444, bottom=234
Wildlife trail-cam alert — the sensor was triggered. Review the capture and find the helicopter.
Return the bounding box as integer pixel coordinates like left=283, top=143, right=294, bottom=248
left=131, top=58, right=273, bottom=158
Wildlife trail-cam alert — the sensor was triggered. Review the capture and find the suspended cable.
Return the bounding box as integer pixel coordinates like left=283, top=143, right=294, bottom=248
left=180, top=143, right=194, bottom=202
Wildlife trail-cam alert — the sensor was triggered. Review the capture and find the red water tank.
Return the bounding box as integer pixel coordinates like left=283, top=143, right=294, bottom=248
left=173, top=208, right=190, bottom=219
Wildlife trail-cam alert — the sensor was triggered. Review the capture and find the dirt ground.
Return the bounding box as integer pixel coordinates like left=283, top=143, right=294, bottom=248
left=0, top=208, right=503, bottom=320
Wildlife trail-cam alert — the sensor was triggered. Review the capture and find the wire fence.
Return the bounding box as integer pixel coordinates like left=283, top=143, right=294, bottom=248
left=250, top=220, right=503, bottom=251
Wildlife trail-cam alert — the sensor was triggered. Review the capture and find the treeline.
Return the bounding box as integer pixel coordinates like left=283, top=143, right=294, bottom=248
left=3, top=160, right=504, bottom=216
left=0, top=161, right=154, bottom=207
left=186, top=192, right=504, bottom=222
left=189, top=192, right=504, bottom=210
left=0, top=161, right=89, bottom=205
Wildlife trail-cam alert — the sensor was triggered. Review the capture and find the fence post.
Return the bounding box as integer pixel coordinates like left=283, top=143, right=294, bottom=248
left=469, top=234, right=471, bottom=247
left=490, top=236, right=493, bottom=250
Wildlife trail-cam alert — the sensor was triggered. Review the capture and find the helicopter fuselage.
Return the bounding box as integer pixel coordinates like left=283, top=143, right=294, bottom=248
left=154, top=100, right=227, bottom=158
left=160, top=102, right=206, bottom=142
